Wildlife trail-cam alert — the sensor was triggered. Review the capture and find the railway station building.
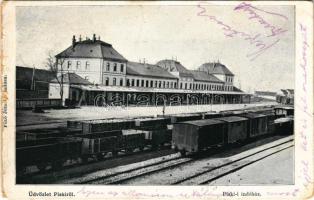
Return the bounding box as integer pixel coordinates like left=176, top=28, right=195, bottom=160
left=49, top=34, right=246, bottom=106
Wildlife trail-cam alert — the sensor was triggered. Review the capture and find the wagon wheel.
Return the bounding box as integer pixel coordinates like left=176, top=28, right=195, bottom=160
left=37, top=163, right=47, bottom=172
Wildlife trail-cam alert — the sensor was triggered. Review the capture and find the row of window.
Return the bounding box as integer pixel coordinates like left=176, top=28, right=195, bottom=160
left=104, top=62, right=125, bottom=73
left=126, top=79, right=177, bottom=89
left=102, top=77, right=233, bottom=91
left=226, top=76, right=233, bottom=83
left=67, top=61, right=90, bottom=70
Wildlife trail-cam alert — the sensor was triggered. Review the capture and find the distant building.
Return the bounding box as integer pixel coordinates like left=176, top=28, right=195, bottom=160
left=276, top=89, right=294, bottom=105
left=254, top=91, right=277, bottom=101
left=197, top=62, right=234, bottom=91
left=49, top=34, right=245, bottom=106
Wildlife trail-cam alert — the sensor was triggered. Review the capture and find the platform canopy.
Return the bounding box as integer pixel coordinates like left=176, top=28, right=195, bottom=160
left=71, top=84, right=246, bottom=95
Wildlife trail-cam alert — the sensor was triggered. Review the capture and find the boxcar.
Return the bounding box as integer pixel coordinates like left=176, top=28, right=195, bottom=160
left=172, top=119, right=225, bottom=155
left=215, top=116, right=248, bottom=144
left=241, top=113, right=268, bottom=138
left=274, top=117, right=294, bottom=135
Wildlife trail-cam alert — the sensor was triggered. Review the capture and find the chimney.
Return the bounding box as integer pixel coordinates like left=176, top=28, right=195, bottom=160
left=79, top=35, right=82, bottom=42
left=98, top=36, right=100, bottom=40
left=72, top=35, right=76, bottom=47
left=93, top=34, right=96, bottom=42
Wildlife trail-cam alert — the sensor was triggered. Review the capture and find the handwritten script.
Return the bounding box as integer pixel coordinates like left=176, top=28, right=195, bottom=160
left=76, top=186, right=220, bottom=198
left=196, top=2, right=288, bottom=61
left=298, top=23, right=313, bottom=192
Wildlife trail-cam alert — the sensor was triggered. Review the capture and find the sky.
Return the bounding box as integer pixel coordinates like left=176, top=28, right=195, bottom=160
left=16, top=3, right=295, bottom=92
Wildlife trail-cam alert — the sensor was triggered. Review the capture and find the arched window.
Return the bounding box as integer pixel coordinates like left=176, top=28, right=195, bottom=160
left=113, top=78, right=116, bottom=86
left=105, top=77, right=109, bottom=86
left=67, top=61, right=72, bottom=69
left=120, top=64, right=124, bottom=72
left=150, top=80, right=153, bottom=87
left=120, top=79, right=123, bottom=86
left=76, top=61, right=81, bottom=70
left=146, top=80, right=149, bottom=87
left=126, top=79, right=130, bottom=86
left=141, top=80, right=145, bottom=87
left=113, top=63, right=117, bottom=71
left=106, top=62, right=110, bottom=71
left=85, top=61, right=90, bottom=70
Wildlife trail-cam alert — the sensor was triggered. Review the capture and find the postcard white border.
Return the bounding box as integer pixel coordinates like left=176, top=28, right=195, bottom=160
left=1, top=1, right=313, bottom=199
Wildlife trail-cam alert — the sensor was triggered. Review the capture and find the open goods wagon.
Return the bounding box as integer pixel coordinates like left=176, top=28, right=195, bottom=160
left=16, top=137, right=82, bottom=172
left=77, top=133, right=146, bottom=161
left=134, top=117, right=171, bottom=130
left=124, top=129, right=172, bottom=148
left=274, top=107, right=294, bottom=117
left=82, top=118, right=135, bottom=134
left=162, top=113, right=204, bottom=123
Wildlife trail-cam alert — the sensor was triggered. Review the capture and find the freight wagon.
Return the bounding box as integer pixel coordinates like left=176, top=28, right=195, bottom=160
left=216, top=116, right=248, bottom=144
left=16, top=137, right=82, bottom=173
left=162, top=113, right=204, bottom=123
left=172, top=119, right=225, bottom=155
left=134, top=117, right=171, bottom=130
left=82, top=118, right=135, bottom=134
left=241, top=113, right=268, bottom=138
left=274, top=117, right=294, bottom=135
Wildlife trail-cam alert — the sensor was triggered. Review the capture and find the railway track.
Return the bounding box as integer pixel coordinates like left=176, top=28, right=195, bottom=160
left=58, top=153, right=192, bottom=184
left=114, top=136, right=294, bottom=185
left=61, top=136, right=293, bottom=185
left=175, top=140, right=293, bottom=185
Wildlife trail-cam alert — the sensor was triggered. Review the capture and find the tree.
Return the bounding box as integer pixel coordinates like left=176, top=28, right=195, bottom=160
left=45, top=52, right=67, bottom=106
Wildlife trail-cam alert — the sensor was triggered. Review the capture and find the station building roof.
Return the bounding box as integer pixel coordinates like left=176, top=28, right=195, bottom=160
left=156, top=59, right=194, bottom=78
left=126, top=61, right=178, bottom=80
left=50, top=73, right=92, bottom=85
left=190, top=70, right=224, bottom=83
left=198, top=62, right=234, bottom=76
left=56, top=37, right=127, bottom=62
